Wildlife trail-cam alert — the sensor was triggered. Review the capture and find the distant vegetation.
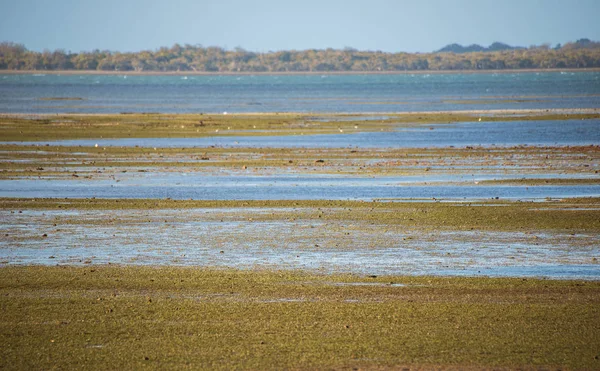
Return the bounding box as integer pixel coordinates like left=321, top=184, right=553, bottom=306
left=1, top=39, right=599, bottom=73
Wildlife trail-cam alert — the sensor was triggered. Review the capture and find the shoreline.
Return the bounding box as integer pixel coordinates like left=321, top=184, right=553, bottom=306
left=1, top=67, right=600, bottom=76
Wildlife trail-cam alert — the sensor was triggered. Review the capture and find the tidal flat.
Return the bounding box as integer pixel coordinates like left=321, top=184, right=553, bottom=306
left=1, top=110, right=599, bottom=141
left=2, top=198, right=599, bottom=276
left=1, top=111, right=600, bottom=369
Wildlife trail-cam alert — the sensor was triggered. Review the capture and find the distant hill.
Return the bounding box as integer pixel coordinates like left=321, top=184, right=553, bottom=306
left=560, top=38, right=600, bottom=50
left=439, top=39, right=600, bottom=53
left=437, top=42, right=524, bottom=53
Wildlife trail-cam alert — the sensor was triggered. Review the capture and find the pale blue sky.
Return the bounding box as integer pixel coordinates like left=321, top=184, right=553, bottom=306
left=1, top=0, right=599, bottom=53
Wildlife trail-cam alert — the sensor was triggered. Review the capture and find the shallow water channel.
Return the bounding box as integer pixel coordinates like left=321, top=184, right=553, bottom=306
left=2, top=174, right=599, bottom=200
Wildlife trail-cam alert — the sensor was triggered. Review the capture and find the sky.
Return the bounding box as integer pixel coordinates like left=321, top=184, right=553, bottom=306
left=1, top=0, right=599, bottom=53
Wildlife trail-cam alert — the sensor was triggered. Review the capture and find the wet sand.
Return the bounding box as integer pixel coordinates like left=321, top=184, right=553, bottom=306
left=2, top=198, right=599, bottom=278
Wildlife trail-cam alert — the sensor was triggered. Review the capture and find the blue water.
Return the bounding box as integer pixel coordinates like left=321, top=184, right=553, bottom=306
left=1, top=72, right=600, bottom=113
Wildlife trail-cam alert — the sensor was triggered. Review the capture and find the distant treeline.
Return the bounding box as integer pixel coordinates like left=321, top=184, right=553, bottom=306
left=1, top=39, right=599, bottom=72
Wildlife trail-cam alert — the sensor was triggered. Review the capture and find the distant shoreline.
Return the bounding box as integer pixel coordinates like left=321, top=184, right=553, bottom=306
left=1, top=68, right=600, bottom=76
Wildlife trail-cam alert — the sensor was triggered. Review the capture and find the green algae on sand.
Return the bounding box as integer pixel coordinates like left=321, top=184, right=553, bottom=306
left=0, top=266, right=599, bottom=370
left=1, top=110, right=599, bottom=141
left=1, top=144, right=598, bottom=179
left=2, top=197, right=600, bottom=232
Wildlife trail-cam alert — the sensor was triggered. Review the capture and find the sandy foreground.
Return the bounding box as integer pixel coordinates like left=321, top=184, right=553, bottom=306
left=1, top=266, right=599, bottom=370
